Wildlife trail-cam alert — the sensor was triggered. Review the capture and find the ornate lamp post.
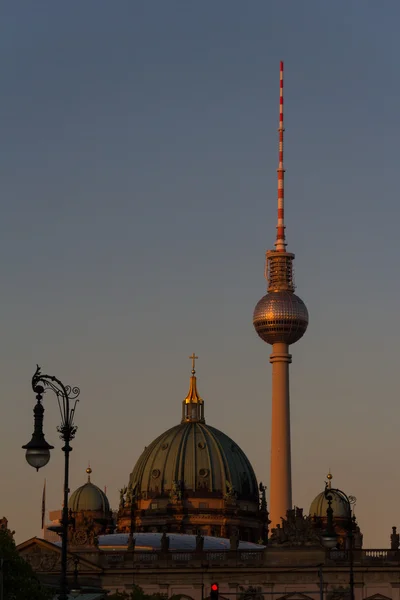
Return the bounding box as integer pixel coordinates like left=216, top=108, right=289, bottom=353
left=320, top=492, right=338, bottom=550
left=321, top=486, right=355, bottom=600
left=22, top=366, right=80, bottom=600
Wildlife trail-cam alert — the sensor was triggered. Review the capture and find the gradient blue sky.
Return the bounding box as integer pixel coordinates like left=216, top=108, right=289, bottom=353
left=1, top=1, right=399, bottom=547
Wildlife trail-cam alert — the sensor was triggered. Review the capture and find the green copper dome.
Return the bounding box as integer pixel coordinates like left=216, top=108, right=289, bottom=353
left=309, top=474, right=351, bottom=520
left=69, top=468, right=110, bottom=514
left=129, top=363, right=258, bottom=501
left=129, top=421, right=258, bottom=500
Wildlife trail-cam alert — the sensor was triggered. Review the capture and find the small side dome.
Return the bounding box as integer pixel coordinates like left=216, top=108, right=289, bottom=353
left=309, top=473, right=351, bottom=520
left=69, top=467, right=110, bottom=514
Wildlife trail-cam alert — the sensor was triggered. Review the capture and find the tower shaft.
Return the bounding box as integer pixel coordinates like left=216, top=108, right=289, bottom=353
left=269, top=342, right=292, bottom=528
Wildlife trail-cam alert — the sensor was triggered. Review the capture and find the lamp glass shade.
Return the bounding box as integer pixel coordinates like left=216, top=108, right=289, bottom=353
left=22, top=434, right=54, bottom=471
left=321, top=533, right=338, bottom=549
left=25, top=447, right=51, bottom=471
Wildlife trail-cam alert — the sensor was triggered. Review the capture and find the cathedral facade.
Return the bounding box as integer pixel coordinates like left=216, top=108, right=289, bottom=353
left=17, top=516, right=400, bottom=600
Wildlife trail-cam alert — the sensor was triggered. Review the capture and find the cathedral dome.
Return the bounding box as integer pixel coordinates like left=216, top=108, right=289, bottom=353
left=128, top=357, right=258, bottom=501
left=118, top=358, right=265, bottom=543
left=309, top=474, right=351, bottom=520
left=129, top=421, right=258, bottom=500
left=69, top=468, right=110, bottom=514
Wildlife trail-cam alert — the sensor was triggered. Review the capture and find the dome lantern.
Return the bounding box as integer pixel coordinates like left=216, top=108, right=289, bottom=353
left=181, top=353, right=204, bottom=423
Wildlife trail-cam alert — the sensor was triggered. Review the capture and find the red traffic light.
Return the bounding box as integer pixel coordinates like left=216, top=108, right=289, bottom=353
left=211, top=584, right=219, bottom=591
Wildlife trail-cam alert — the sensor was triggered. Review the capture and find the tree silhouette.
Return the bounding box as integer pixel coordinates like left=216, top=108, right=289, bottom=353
left=0, top=528, right=52, bottom=600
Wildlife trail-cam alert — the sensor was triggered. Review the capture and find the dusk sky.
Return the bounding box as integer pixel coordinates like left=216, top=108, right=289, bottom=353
left=1, top=1, right=400, bottom=547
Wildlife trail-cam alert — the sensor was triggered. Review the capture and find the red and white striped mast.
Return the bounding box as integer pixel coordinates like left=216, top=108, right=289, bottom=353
left=275, top=61, right=286, bottom=252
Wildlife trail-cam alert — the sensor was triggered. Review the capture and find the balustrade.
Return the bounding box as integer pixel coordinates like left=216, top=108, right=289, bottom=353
left=104, top=548, right=400, bottom=569
left=130, top=549, right=264, bottom=565
left=330, top=549, right=399, bottom=565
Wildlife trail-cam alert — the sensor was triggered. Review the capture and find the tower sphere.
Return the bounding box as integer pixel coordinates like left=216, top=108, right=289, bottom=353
left=253, top=290, right=309, bottom=345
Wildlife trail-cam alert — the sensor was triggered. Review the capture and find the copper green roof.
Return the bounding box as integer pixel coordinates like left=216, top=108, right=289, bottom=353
left=309, top=490, right=351, bottom=519
left=129, top=421, right=258, bottom=499
left=69, top=478, right=110, bottom=514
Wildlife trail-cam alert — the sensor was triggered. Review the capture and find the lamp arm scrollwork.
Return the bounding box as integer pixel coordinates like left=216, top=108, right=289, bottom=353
left=32, top=365, right=81, bottom=441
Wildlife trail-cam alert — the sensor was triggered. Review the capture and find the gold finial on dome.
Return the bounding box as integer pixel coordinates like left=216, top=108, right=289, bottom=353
left=182, top=354, right=205, bottom=422
left=86, top=465, right=92, bottom=482
left=189, top=352, right=198, bottom=375
left=185, top=354, right=202, bottom=404
left=327, top=470, right=333, bottom=489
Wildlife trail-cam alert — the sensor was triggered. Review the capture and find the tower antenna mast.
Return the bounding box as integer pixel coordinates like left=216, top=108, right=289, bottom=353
left=276, top=60, right=286, bottom=252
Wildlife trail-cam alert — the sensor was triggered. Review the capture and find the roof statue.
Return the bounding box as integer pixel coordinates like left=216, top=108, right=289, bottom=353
left=127, top=532, right=136, bottom=552
left=160, top=531, right=170, bottom=553
left=195, top=531, right=204, bottom=552
left=169, top=480, right=182, bottom=504
left=391, top=526, right=399, bottom=550
left=224, top=480, right=238, bottom=504
left=230, top=531, right=240, bottom=551
left=259, top=483, right=267, bottom=512
left=118, top=486, right=127, bottom=510
left=269, top=507, right=322, bottom=547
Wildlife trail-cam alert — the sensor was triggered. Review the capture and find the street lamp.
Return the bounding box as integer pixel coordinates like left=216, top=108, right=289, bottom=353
left=320, top=493, right=338, bottom=550
left=321, top=485, right=355, bottom=600
left=22, top=365, right=80, bottom=600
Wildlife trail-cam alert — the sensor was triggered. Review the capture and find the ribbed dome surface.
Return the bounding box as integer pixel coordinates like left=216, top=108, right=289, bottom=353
left=129, top=422, right=258, bottom=499
left=309, top=490, right=351, bottom=520
left=68, top=482, right=110, bottom=513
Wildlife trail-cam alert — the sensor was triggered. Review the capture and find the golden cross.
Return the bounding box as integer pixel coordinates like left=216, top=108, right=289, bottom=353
left=189, top=353, right=198, bottom=373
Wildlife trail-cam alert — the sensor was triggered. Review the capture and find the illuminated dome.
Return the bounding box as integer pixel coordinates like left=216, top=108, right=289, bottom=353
left=253, top=291, right=309, bottom=345
left=117, top=358, right=267, bottom=543
left=69, top=468, right=110, bottom=514
left=129, top=421, right=258, bottom=500
left=309, top=474, right=351, bottom=520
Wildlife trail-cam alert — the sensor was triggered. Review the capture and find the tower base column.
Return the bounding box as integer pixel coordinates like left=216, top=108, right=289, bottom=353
left=269, top=342, right=292, bottom=530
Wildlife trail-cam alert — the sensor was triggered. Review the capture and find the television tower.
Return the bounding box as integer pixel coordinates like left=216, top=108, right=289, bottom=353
left=253, top=62, right=309, bottom=529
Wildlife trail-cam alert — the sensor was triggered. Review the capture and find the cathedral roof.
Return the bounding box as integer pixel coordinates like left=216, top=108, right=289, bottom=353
left=64, top=532, right=265, bottom=551
left=128, top=360, right=258, bottom=501
left=130, top=422, right=258, bottom=499
left=69, top=468, right=110, bottom=514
